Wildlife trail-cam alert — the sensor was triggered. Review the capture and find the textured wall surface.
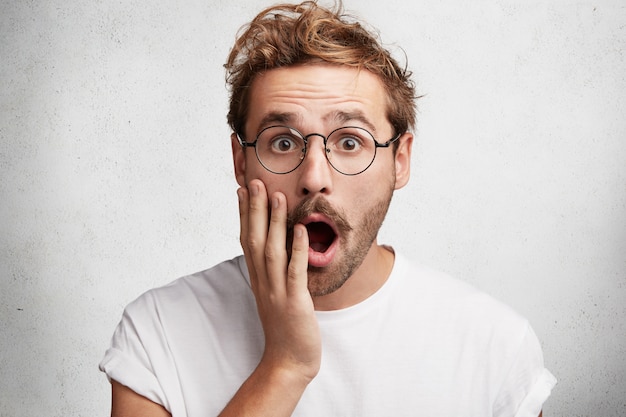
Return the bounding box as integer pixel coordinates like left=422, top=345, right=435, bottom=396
left=1, top=1, right=624, bottom=416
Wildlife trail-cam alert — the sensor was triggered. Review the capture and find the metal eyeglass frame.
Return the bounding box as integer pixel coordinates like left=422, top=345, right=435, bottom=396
left=237, top=125, right=402, bottom=176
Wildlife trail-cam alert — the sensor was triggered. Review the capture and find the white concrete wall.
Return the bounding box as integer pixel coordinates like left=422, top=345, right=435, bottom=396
left=1, top=0, right=624, bottom=415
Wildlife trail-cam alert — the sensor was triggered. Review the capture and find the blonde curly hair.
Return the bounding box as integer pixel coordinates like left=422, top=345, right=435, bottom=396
left=225, top=1, right=417, bottom=139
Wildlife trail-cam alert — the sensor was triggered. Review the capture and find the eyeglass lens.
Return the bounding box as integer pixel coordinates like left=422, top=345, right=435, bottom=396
left=255, top=126, right=378, bottom=175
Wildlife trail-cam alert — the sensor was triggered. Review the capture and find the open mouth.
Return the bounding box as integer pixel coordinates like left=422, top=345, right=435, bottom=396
left=292, top=204, right=346, bottom=268
left=305, top=221, right=337, bottom=253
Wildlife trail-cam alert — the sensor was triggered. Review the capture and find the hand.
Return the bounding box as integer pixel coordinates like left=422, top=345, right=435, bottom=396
left=238, top=179, right=321, bottom=384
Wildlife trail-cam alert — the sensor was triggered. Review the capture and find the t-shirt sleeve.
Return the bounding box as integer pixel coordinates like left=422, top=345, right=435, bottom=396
left=493, top=322, right=557, bottom=417
left=99, top=291, right=178, bottom=413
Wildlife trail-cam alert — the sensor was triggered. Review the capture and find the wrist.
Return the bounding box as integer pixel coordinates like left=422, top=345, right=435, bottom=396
left=257, top=355, right=319, bottom=392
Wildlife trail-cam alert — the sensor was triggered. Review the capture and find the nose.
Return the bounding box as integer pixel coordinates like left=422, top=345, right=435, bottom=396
left=297, top=135, right=333, bottom=197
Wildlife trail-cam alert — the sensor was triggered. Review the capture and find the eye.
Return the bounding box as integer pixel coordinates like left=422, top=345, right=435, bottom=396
left=270, top=136, right=299, bottom=153
left=336, top=136, right=362, bottom=152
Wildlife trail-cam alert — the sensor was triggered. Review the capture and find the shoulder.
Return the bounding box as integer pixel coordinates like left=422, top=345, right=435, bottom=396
left=392, top=252, right=545, bottom=375
left=392, top=252, right=530, bottom=340
left=109, top=255, right=258, bottom=356
left=391, top=253, right=555, bottom=414
left=123, top=255, right=251, bottom=319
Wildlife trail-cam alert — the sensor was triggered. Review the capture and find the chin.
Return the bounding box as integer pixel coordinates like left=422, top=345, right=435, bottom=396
left=306, top=265, right=352, bottom=297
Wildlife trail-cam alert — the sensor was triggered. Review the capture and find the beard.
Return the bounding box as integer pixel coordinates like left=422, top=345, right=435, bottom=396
left=286, top=187, right=394, bottom=297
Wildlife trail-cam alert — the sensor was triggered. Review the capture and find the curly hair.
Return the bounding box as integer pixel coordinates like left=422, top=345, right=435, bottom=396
left=225, top=1, right=417, bottom=139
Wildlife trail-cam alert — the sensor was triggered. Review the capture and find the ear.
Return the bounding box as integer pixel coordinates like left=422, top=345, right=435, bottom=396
left=231, top=132, right=246, bottom=187
left=393, top=132, right=413, bottom=190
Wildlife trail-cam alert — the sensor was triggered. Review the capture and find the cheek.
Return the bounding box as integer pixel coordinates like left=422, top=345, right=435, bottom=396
left=367, top=151, right=397, bottom=179
left=243, top=157, right=272, bottom=184
left=356, top=165, right=396, bottom=194
left=337, top=183, right=372, bottom=212
left=246, top=170, right=293, bottom=198
left=344, top=176, right=395, bottom=215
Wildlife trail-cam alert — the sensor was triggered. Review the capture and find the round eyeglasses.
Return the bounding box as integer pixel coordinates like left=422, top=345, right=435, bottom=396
left=237, top=125, right=401, bottom=176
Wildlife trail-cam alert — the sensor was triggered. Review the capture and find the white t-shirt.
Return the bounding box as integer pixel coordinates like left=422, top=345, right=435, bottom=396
left=100, top=253, right=556, bottom=416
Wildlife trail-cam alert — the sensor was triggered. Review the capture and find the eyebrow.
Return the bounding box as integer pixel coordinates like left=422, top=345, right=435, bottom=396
left=258, top=111, right=300, bottom=129
left=324, top=110, right=378, bottom=134
left=256, top=109, right=378, bottom=134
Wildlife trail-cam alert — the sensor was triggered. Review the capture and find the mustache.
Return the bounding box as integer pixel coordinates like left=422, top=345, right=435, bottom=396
left=287, top=197, right=353, bottom=235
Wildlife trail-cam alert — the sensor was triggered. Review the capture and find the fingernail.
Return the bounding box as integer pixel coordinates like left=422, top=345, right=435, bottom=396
left=295, top=226, right=302, bottom=238
left=272, top=196, right=279, bottom=209
left=250, top=183, right=259, bottom=196
left=237, top=189, right=243, bottom=203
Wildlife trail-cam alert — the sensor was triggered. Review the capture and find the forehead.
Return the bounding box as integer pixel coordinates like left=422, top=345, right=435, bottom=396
left=245, top=64, right=389, bottom=136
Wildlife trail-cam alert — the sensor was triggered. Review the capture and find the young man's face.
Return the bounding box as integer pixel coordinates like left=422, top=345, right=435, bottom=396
left=232, top=64, right=412, bottom=297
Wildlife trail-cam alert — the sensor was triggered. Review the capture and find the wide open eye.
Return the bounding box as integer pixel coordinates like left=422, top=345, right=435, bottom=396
left=269, top=135, right=300, bottom=153
left=335, top=136, right=362, bottom=152
left=328, top=126, right=375, bottom=156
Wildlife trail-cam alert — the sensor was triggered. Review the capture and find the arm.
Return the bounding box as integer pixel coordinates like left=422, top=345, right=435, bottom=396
left=109, top=180, right=318, bottom=416
left=218, top=180, right=320, bottom=416
left=111, top=380, right=171, bottom=417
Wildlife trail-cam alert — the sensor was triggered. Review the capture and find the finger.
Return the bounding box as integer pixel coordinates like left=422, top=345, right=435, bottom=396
left=246, top=179, right=270, bottom=285
left=265, top=191, right=288, bottom=293
left=237, top=187, right=258, bottom=291
left=237, top=187, right=249, bottom=255
left=287, top=223, right=310, bottom=297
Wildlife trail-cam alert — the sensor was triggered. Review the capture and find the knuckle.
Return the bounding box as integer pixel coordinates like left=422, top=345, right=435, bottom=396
left=269, top=213, right=282, bottom=225
left=264, top=244, right=280, bottom=261
left=287, top=261, right=299, bottom=278
left=291, top=238, right=305, bottom=253
left=246, top=236, right=262, bottom=252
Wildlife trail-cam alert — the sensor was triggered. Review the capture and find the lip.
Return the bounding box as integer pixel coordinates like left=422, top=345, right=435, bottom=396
left=300, top=213, right=339, bottom=268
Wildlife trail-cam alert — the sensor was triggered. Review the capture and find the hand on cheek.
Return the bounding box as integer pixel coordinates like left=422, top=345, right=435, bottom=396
left=237, top=179, right=321, bottom=382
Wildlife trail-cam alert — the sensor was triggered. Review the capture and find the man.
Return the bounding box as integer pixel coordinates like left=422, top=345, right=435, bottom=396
left=100, top=2, right=556, bottom=416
